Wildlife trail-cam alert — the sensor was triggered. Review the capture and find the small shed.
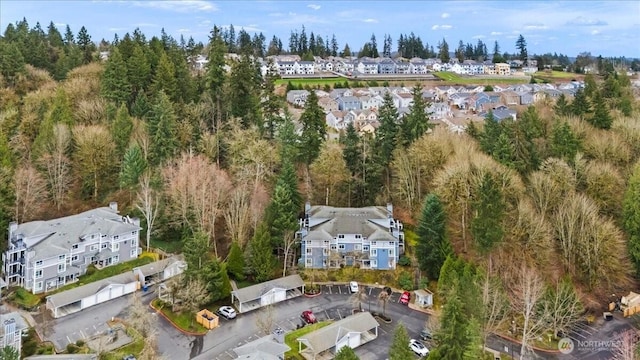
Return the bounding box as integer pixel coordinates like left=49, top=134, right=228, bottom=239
left=621, top=291, right=640, bottom=308
left=196, top=309, right=218, bottom=330
left=414, top=289, right=433, bottom=308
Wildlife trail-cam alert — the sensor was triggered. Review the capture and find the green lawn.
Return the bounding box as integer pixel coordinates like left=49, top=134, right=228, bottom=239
left=101, top=328, right=145, bottom=360
left=151, top=299, right=208, bottom=334
left=534, top=70, right=579, bottom=79
left=285, top=321, right=332, bottom=359
left=10, top=287, right=42, bottom=309
left=275, top=77, right=347, bottom=87
left=434, top=71, right=529, bottom=85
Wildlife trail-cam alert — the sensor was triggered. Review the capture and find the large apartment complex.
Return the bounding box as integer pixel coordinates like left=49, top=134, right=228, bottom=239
left=298, top=204, right=404, bottom=270
left=2, top=203, right=141, bottom=294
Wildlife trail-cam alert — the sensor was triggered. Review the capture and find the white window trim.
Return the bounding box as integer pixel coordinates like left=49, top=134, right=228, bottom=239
left=338, top=244, right=346, bottom=250
left=57, top=264, right=65, bottom=273
left=113, top=255, right=120, bottom=263
left=130, top=249, right=137, bottom=257
left=35, top=270, right=43, bottom=279
left=35, top=281, right=43, bottom=291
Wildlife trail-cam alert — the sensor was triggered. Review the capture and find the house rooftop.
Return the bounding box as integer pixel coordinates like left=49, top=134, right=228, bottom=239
left=231, top=274, right=304, bottom=304
left=297, top=312, right=379, bottom=355
left=306, top=206, right=396, bottom=241
left=11, top=207, right=140, bottom=261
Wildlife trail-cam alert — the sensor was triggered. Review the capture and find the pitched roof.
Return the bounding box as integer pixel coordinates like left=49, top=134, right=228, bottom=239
left=233, top=335, right=290, bottom=357
left=305, top=206, right=395, bottom=241
left=297, top=312, right=379, bottom=354
left=46, top=271, right=138, bottom=309
left=13, top=207, right=140, bottom=261
left=231, top=274, right=304, bottom=303
left=134, top=255, right=185, bottom=277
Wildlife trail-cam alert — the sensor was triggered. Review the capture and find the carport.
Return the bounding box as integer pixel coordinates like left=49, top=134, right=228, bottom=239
left=231, top=274, right=305, bottom=313
left=297, top=312, right=379, bottom=359
left=133, top=255, right=186, bottom=286
left=46, top=272, right=138, bottom=318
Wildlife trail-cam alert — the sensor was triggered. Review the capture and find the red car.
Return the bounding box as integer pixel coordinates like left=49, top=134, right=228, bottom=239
left=301, top=310, right=317, bottom=324
left=399, top=291, right=411, bottom=305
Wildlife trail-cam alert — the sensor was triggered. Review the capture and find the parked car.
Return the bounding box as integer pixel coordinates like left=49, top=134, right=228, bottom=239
left=349, top=281, right=359, bottom=293
left=420, top=329, right=433, bottom=341
left=217, top=306, right=237, bottom=319
left=399, top=291, right=411, bottom=305
left=409, top=339, right=429, bottom=356
left=122, top=355, right=136, bottom=360
left=301, top=310, right=317, bottom=324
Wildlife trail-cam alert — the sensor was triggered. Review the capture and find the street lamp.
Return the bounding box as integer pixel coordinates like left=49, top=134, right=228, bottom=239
left=368, top=287, right=371, bottom=312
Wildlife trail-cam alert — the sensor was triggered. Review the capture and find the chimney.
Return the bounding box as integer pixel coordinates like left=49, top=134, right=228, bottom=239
left=9, top=222, right=18, bottom=241
left=109, top=202, right=118, bottom=212
left=386, top=203, right=393, bottom=218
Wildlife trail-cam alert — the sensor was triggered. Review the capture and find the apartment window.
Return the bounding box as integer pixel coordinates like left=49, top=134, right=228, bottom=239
left=101, top=243, right=108, bottom=249
left=306, top=248, right=312, bottom=254
left=305, top=258, right=312, bottom=266
left=354, top=244, right=361, bottom=251
left=101, top=234, right=107, bottom=238
left=58, top=254, right=65, bottom=260
left=35, top=270, right=43, bottom=279
left=113, top=255, right=120, bottom=263
left=90, top=234, right=96, bottom=239
left=111, top=243, right=120, bottom=251
left=389, top=249, right=394, bottom=256
left=363, top=245, right=370, bottom=251
left=338, top=244, right=345, bottom=250
left=330, top=244, right=337, bottom=250
left=72, top=244, right=79, bottom=250
left=113, top=235, right=119, bottom=240
left=323, top=240, right=330, bottom=245
left=323, top=248, right=329, bottom=256
left=71, top=255, right=78, bottom=262
left=131, top=240, right=137, bottom=247
left=337, top=234, right=344, bottom=239
left=35, top=260, right=43, bottom=266
left=355, top=234, right=362, bottom=239
left=58, top=276, right=65, bottom=284
left=132, top=231, right=137, bottom=235
left=372, top=249, right=377, bottom=256
left=90, top=244, right=99, bottom=251
left=371, top=241, right=377, bottom=246
left=35, top=281, right=43, bottom=291
left=130, top=249, right=137, bottom=258
left=57, top=264, right=64, bottom=273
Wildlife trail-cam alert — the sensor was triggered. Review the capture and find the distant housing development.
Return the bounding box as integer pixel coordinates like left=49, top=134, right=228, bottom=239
left=2, top=203, right=141, bottom=294
left=298, top=203, right=404, bottom=270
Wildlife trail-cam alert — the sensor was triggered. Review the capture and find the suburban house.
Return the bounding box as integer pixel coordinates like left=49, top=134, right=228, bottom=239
left=286, top=90, right=309, bottom=107
left=2, top=203, right=141, bottom=295
left=296, top=312, right=380, bottom=359
left=337, top=96, right=362, bottom=111
left=318, top=97, right=339, bottom=113
left=378, top=59, right=396, bottom=74
left=326, top=111, right=348, bottom=130
left=297, top=203, right=404, bottom=270
left=0, top=311, right=28, bottom=354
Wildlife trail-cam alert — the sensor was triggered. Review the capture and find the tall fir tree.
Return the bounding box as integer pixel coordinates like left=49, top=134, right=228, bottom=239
left=341, top=123, right=361, bottom=176
left=150, top=52, right=178, bottom=102
left=589, top=91, right=613, bottom=130
left=101, top=47, right=131, bottom=106
left=147, top=91, right=178, bottom=166
left=550, top=120, right=580, bottom=162
left=111, top=104, right=134, bottom=155
left=226, top=241, right=246, bottom=280
left=399, top=85, right=431, bottom=147
left=374, top=92, right=399, bottom=165
left=554, top=93, right=570, bottom=116
left=430, top=291, right=470, bottom=360
left=470, top=172, right=505, bottom=254
left=388, top=324, right=414, bottom=360
left=118, top=144, right=147, bottom=189
left=298, top=91, right=326, bottom=165
left=247, top=223, right=277, bottom=282
left=623, top=163, right=640, bottom=276
left=416, top=193, right=452, bottom=280
left=228, top=54, right=262, bottom=128
left=570, top=88, right=591, bottom=117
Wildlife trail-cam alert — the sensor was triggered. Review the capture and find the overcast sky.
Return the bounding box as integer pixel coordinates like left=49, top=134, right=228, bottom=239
left=1, top=0, right=639, bottom=57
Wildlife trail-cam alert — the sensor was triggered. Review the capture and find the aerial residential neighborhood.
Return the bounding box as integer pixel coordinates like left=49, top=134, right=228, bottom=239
left=1, top=1, right=640, bottom=360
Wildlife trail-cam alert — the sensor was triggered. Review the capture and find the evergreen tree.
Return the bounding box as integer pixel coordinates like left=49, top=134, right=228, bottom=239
left=550, top=120, right=580, bottom=162
left=226, top=241, right=245, bottom=280
left=151, top=52, right=178, bottom=102
left=515, top=34, right=527, bottom=62
left=571, top=88, right=591, bottom=116
left=623, top=164, right=640, bottom=275
left=111, top=104, right=134, bottom=155
left=206, top=26, right=228, bottom=130
left=399, top=85, right=431, bottom=147
left=374, top=92, right=399, bottom=165
left=438, top=38, right=450, bottom=63
left=101, top=47, right=130, bottom=106
left=276, top=110, right=300, bottom=163
left=389, top=324, right=413, bottom=360
left=341, top=44, right=352, bottom=58
left=554, top=93, right=570, bottom=116
left=0, top=42, right=25, bottom=86
left=266, top=164, right=300, bottom=248
left=247, top=223, right=277, bottom=282
left=471, top=172, right=505, bottom=254
left=589, top=91, right=612, bottom=130
left=147, top=91, right=178, bottom=166
left=335, top=345, right=359, bottom=360
left=76, top=25, right=94, bottom=64
left=203, top=259, right=232, bottom=302
left=416, top=193, right=452, bottom=280
left=298, top=91, right=326, bottom=165
left=48, top=88, right=74, bottom=126
left=118, top=144, right=147, bottom=189
left=430, top=292, right=469, bottom=360
left=228, top=55, right=262, bottom=128
left=341, top=123, right=361, bottom=176
left=183, top=231, right=211, bottom=278
left=370, top=33, right=379, bottom=58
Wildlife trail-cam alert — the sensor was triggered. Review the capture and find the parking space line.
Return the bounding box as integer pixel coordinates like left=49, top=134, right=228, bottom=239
left=368, top=287, right=372, bottom=296
left=324, top=310, right=330, bottom=320
left=66, top=335, right=72, bottom=344
left=328, top=286, right=332, bottom=295
left=337, top=309, right=343, bottom=319
left=338, top=286, right=342, bottom=295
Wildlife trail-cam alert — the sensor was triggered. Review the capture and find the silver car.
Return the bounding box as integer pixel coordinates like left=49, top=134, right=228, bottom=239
left=217, top=306, right=237, bottom=319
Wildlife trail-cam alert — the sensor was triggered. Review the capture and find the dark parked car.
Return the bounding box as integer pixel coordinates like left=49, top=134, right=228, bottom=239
left=420, top=329, right=433, bottom=341
left=301, top=310, right=317, bottom=324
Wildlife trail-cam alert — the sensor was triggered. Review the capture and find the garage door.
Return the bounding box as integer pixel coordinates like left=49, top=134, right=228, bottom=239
left=96, top=287, right=111, bottom=304
left=111, top=284, right=124, bottom=298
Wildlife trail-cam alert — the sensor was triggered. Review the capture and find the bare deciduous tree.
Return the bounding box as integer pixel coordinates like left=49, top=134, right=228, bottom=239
left=255, top=304, right=277, bottom=336
left=510, top=266, right=550, bottom=360
left=175, top=278, right=209, bottom=327
left=611, top=329, right=639, bottom=360
left=13, top=162, right=47, bottom=223
left=540, top=278, right=583, bottom=339
left=479, top=272, right=509, bottom=348
left=72, top=124, right=116, bottom=200
left=309, top=141, right=349, bottom=206
left=378, top=291, right=390, bottom=317
left=38, top=123, right=71, bottom=211
left=282, top=230, right=297, bottom=277
left=224, top=182, right=252, bottom=249
left=136, top=171, right=160, bottom=251
left=225, top=121, right=279, bottom=187
left=349, top=285, right=368, bottom=312
left=127, top=293, right=156, bottom=338
left=163, top=151, right=232, bottom=256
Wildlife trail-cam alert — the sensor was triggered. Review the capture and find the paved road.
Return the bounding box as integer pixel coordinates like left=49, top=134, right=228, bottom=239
left=46, top=282, right=639, bottom=360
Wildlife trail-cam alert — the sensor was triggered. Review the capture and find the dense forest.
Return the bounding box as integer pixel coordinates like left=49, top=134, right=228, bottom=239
left=1, top=18, right=640, bottom=359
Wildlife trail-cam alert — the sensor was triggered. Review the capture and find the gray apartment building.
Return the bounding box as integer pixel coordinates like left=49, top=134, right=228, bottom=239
left=0, top=311, right=28, bottom=354
left=298, top=203, right=404, bottom=270
left=2, top=203, right=141, bottom=295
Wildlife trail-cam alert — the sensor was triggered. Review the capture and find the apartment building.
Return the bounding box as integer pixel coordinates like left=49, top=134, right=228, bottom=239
left=2, top=203, right=141, bottom=294
left=0, top=311, right=28, bottom=354
left=298, top=203, right=404, bottom=270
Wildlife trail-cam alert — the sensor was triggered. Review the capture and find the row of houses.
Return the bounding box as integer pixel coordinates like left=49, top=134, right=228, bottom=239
left=288, top=81, right=584, bottom=132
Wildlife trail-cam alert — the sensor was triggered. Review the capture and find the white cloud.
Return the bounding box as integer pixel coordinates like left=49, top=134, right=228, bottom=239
left=307, top=4, right=321, bottom=10
left=108, top=27, right=127, bottom=32
left=523, top=23, right=548, bottom=30
left=132, top=1, right=217, bottom=13
left=54, top=22, right=66, bottom=27
left=177, top=28, right=190, bottom=33
left=432, top=24, right=452, bottom=30
left=441, top=12, right=450, bottom=19
left=490, top=31, right=502, bottom=36
left=591, top=29, right=600, bottom=35
left=363, top=18, right=378, bottom=23
left=221, top=24, right=263, bottom=33
left=472, top=35, right=485, bottom=39
left=133, top=23, right=159, bottom=28
left=197, top=20, right=211, bottom=27
left=567, top=16, right=607, bottom=26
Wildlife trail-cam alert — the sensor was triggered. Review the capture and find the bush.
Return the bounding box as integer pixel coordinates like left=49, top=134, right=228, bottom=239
left=398, top=255, right=412, bottom=267
left=85, top=264, right=97, bottom=276
left=398, top=272, right=413, bottom=290
left=75, top=339, right=85, bottom=347
left=66, top=343, right=79, bottom=354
